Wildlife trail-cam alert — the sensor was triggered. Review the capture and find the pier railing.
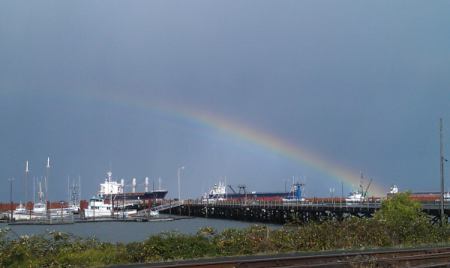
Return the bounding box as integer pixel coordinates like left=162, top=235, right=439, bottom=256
left=181, top=199, right=384, bottom=209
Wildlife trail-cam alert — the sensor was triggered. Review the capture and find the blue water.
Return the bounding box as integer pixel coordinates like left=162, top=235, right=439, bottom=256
left=0, top=218, right=278, bottom=243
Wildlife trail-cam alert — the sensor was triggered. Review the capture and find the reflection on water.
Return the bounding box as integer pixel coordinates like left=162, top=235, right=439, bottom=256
left=0, top=217, right=279, bottom=243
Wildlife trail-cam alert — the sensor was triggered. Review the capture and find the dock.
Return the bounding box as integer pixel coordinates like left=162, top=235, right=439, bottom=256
left=5, top=215, right=183, bottom=225
left=160, top=200, right=450, bottom=224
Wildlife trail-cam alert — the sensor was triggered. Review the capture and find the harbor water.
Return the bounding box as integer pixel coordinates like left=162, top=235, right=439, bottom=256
left=0, top=217, right=279, bottom=243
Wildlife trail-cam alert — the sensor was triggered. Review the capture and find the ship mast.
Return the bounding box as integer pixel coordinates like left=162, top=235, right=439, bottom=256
left=25, top=160, right=29, bottom=206
left=33, top=176, right=36, bottom=204
left=107, top=171, right=113, bottom=216
left=79, top=176, right=81, bottom=202
left=38, top=180, right=43, bottom=203
left=67, top=176, right=70, bottom=206
left=45, top=157, right=50, bottom=214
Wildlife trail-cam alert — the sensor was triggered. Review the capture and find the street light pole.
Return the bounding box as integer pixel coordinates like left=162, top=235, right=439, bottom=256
left=177, top=166, right=185, bottom=201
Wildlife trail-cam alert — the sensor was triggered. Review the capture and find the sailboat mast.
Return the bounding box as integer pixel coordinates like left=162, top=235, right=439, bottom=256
left=38, top=180, right=43, bottom=203
left=25, top=160, right=29, bottom=205
left=108, top=171, right=113, bottom=216
left=33, top=176, right=36, bottom=204
left=78, top=176, right=81, bottom=202
left=45, top=157, right=50, bottom=210
left=67, top=176, right=70, bottom=205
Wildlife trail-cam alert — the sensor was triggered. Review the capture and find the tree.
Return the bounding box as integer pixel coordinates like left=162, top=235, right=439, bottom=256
left=374, top=192, right=436, bottom=244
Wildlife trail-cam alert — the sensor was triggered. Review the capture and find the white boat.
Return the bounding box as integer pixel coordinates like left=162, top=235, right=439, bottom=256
left=389, top=185, right=399, bottom=194
left=84, top=196, right=113, bottom=218
left=345, top=190, right=365, bottom=203
left=201, top=182, right=226, bottom=203
left=33, top=202, right=47, bottom=214
left=67, top=176, right=81, bottom=214
left=65, top=204, right=80, bottom=214
left=14, top=202, right=27, bottom=213
left=84, top=196, right=138, bottom=218
left=149, top=210, right=159, bottom=216
left=282, top=183, right=305, bottom=203
left=444, top=192, right=450, bottom=201
left=13, top=202, right=31, bottom=220
left=33, top=181, right=47, bottom=215
left=345, top=173, right=372, bottom=204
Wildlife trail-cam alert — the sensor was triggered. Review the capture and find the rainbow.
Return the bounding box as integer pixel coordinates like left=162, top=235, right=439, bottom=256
left=75, top=90, right=387, bottom=196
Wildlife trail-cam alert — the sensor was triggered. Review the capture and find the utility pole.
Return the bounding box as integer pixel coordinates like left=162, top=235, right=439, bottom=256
left=440, top=118, right=445, bottom=225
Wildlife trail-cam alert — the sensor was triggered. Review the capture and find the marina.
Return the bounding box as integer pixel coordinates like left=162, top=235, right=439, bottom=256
left=1, top=166, right=450, bottom=226
left=0, top=151, right=448, bottom=227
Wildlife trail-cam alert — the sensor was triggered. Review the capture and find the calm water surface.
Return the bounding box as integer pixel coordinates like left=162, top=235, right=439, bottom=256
left=0, top=217, right=279, bottom=243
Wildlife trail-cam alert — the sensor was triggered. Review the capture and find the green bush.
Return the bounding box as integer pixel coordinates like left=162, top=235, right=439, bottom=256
left=138, top=231, right=216, bottom=262
left=374, top=192, right=440, bottom=245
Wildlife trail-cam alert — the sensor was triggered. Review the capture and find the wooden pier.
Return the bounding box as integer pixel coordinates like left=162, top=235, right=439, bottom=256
left=161, top=200, right=450, bottom=224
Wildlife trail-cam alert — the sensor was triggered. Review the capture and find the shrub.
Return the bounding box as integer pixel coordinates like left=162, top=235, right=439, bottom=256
left=374, top=192, right=440, bottom=245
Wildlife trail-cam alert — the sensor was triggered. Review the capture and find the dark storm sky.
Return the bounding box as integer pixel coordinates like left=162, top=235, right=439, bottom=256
left=1, top=0, right=450, bottom=201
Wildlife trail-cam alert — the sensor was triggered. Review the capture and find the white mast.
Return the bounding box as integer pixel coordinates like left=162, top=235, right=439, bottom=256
left=145, top=177, right=149, bottom=192
left=78, top=176, right=81, bottom=202
left=224, top=176, right=227, bottom=199
left=359, top=171, right=364, bottom=193
left=25, top=160, right=29, bottom=205
left=38, top=180, right=43, bottom=203
left=45, top=157, right=50, bottom=210
left=67, top=176, right=70, bottom=204
left=33, top=176, right=36, bottom=204
left=107, top=171, right=113, bottom=216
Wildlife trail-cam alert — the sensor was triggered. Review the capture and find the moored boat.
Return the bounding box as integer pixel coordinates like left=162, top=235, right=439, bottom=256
left=202, top=181, right=289, bottom=203
left=282, top=183, right=305, bottom=202
left=83, top=196, right=113, bottom=218
left=98, top=172, right=168, bottom=204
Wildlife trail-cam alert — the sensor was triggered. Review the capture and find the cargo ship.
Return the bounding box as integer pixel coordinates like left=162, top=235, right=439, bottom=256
left=202, top=181, right=290, bottom=203
left=98, top=171, right=168, bottom=202
left=387, top=185, right=450, bottom=202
